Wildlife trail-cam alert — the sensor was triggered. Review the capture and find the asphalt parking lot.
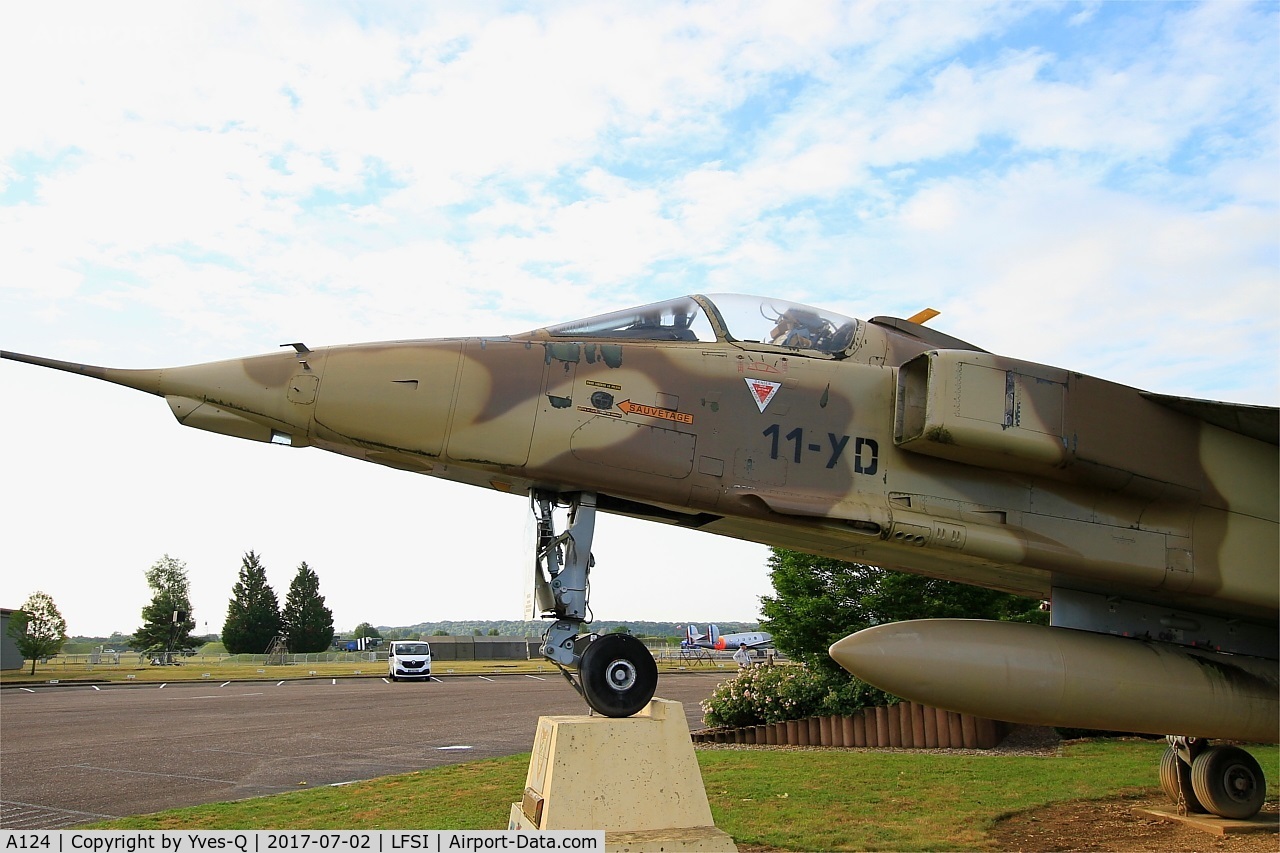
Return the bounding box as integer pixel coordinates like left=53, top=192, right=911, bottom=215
left=0, top=670, right=726, bottom=829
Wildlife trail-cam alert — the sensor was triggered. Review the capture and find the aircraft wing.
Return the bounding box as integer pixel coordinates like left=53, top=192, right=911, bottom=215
left=1141, top=392, right=1279, bottom=445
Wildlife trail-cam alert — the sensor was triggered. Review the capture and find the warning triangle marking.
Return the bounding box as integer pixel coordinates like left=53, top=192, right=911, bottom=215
left=745, top=378, right=781, bottom=412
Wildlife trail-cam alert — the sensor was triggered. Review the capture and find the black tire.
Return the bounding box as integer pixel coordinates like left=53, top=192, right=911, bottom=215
left=1158, top=747, right=1204, bottom=812
left=1191, top=745, right=1266, bottom=820
left=579, top=634, right=658, bottom=717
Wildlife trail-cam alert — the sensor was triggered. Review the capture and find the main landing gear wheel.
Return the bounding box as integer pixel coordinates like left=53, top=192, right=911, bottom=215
left=1190, top=745, right=1266, bottom=820
left=579, top=633, right=658, bottom=717
left=1159, top=746, right=1203, bottom=813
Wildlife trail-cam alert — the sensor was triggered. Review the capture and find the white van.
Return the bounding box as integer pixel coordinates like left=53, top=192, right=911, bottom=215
left=387, top=641, right=433, bottom=681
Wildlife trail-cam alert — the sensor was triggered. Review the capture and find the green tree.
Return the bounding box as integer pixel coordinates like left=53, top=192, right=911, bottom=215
left=352, top=622, right=381, bottom=640
left=7, top=591, right=67, bottom=674
left=760, top=548, right=1045, bottom=676
left=221, top=551, right=283, bottom=655
left=702, top=549, right=1050, bottom=725
left=133, top=555, right=198, bottom=658
left=281, top=562, right=335, bottom=653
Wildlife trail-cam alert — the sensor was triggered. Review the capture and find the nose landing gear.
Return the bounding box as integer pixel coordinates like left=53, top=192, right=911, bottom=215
left=531, top=490, right=659, bottom=717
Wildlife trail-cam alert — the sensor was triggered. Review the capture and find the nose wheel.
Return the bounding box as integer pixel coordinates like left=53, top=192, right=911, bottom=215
left=580, top=633, right=659, bottom=717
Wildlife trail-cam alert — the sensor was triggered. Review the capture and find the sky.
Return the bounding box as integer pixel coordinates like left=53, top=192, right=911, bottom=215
left=1, top=1, right=1276, bottom=640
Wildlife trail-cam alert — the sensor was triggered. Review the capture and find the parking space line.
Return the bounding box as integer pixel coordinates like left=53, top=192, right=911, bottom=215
left=2, top=799, right=116, bottom=829
left=68, top=764, right=239, bottom=785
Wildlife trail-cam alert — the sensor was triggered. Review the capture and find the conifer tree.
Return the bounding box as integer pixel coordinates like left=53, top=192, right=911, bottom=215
left=222, top=551, right=283, bottom=655
left=281, top=562, right=334, bottom=653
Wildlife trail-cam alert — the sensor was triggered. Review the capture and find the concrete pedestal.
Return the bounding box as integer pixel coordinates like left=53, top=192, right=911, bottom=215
left=508, top=698, right=736, bottom=851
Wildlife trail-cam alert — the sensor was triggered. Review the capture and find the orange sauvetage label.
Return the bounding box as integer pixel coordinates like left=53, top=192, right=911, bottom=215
left=616, top=399, right=694, bottom=425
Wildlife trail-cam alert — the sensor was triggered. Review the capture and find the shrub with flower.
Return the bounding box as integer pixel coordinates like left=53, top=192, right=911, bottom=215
left=701, top=662, right=894, bottom=728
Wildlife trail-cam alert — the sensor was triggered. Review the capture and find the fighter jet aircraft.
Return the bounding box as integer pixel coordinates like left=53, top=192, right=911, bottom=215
left=4, top=292, right=1276, bottom=818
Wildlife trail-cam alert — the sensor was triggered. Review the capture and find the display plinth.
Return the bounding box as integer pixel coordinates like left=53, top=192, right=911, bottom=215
left=508, top=698, right=736, bottom=851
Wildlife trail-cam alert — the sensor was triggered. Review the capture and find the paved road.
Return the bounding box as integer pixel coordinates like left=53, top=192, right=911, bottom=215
left=0, top=671, right=726, bottom=829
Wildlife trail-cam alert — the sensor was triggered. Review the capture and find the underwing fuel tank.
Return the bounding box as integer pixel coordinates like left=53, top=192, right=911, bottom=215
left=829, top=619, right=1279, bottom=742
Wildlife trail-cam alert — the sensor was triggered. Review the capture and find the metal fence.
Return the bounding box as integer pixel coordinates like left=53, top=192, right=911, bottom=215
left=42, top=651, right=380, bottom=667
left=46, top=641, right=780, bottom=668
left=220, top=652, right=381, bottom=664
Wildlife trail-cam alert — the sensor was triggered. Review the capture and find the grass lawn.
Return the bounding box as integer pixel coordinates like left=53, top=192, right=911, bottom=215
left=85, top=740, right=1279, bottom=851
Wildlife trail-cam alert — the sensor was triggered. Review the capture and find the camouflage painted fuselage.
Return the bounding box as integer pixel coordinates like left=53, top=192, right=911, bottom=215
left=299, top=307, right=1278, bottom=637
left=4, top=293, right=1276, bottom=737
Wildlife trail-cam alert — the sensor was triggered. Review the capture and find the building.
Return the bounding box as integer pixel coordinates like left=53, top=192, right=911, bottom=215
left=1, top=608, right=24, bottom=670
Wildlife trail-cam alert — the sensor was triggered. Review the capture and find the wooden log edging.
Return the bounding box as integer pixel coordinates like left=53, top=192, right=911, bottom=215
left=692, top=701, right=1010, bottom=749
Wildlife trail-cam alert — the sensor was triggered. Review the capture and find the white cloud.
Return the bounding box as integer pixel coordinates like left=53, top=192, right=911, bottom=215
left=864, top=161, right=1279, bottom=401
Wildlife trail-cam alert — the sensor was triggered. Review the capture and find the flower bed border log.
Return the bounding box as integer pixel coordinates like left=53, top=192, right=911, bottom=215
left=692, top=700, right=1009, bottom=749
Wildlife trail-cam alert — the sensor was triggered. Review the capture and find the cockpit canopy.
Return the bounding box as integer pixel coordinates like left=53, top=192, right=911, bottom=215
left=542, top=294, right=858, bottom=356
